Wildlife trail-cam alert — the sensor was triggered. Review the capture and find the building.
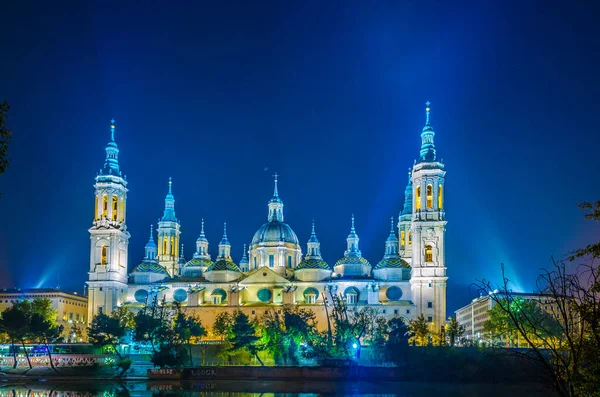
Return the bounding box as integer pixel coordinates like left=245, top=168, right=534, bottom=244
left=87, top=103, right=448, bottom=333
left=0, top=288, right=88, bottom=342
left=455, top=292, right=560, bottom=346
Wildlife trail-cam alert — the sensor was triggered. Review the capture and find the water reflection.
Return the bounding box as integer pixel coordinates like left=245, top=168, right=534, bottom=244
left=0, top=381, right=555, bottom=397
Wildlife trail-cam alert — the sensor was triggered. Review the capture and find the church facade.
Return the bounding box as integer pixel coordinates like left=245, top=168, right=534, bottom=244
left=86, top=104, right=448, bottom=334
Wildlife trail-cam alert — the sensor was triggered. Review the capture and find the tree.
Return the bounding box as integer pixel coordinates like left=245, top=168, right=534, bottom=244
left=258, top=306, right=318, bottom=365
left=0, top=301, right=32, bottom=369
left=0, top=101, right=12, bottom=195
left=328, top=294, right=384, bottom=359
left=173, top=309, right=206, bottom=366
left=112, top=306, right=136, bottom=330
left=445, top=316, right=465, bottom=347
left=212, top=312, right=234, bottom=340
left=229, top=311, right=263, bottom=365
left=87, top=313, right=125, bottom=358
left=29, top=313, right=63, bottom=371
left=408, top=313, right=431, bottom=346
left=385, top=317, right=410, bottom=362
left=472, top=201, right=600, bottom=397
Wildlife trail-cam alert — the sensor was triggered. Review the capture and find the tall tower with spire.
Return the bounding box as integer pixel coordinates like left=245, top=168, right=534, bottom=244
left=409, top=102, right=447, bottom=331
left=398, top=169, right=413, bottom=261
left=157, top=178, right=181, bottom=277
left=87, top=119, right=130, bottom=321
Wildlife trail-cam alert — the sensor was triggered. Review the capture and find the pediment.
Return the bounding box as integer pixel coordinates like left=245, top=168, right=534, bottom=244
left=240, top=267, right=291, bottom=285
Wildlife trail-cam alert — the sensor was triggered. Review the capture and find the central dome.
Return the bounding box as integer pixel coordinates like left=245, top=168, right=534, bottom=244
left=251, top=220, right=300, bottom=246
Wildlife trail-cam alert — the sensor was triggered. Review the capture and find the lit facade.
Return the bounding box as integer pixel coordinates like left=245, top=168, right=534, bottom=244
left=0, top=288, right=88, bottom=341
left=455, top=292, right=560, bottom=346
left=87, top=104, right=448, bottom=332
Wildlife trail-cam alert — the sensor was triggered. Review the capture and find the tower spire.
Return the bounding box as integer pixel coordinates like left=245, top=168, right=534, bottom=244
left=273, top=173, right=279, bottom=198
left=419, top=101, right=437, bottom=162
left=110, top=119, right=116, bottom=141
left=390, top=216, right=394, bottom=233
left=267, top=173, right=284, bottom=222
left=161, top=178, right=177, bottom=221
left=351, top=214, right=356, bottom=234
left=101, top=119, right=121, bottom=176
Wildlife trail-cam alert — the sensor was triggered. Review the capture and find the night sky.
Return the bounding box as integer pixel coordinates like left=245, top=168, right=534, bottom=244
left=0, top=1, right=598, bottom=314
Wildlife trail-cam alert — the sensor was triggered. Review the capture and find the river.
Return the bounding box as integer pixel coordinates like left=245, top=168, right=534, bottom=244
left=0, top=380, right=557, bottom=397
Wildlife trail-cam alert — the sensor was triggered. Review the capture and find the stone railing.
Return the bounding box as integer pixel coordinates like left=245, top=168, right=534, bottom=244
left=0, top=354, right=115, bottom=367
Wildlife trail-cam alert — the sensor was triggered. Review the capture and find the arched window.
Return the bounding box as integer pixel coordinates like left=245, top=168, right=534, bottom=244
left=102, top=195, right=108, bottom=218
left=400, top=230, right=405, bottom=247
left=426, top=185, right=433, bottom=209
left=94, top=196, right=98, bottom=220
left=101, top=245, right=107, bottom=265
left=408, top=232, right=412, bottom=246
left=415, top=186, right=421, bottom=210
left=163, top=237, right=167, bottom=256
left=120, top=199, right=125, bottom=222
left=425, top=245, right=433, bottom=262
left=170, top=237, right=175, bottom=256
left=112, top=195, right=118, bottom=221
left=438, top=184, right=443, bottom=210
left=287, top=256, right=292, bottom=268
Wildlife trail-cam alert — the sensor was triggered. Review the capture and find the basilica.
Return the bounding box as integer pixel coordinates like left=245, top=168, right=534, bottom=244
left=86, top=104, right=448, bottom=334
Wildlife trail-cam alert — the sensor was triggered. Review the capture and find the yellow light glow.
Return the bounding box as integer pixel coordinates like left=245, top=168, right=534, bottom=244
left=438, top=184, right=443, bottom=210
left=416, top=186, right=421, bottom=210
left=426, top=184, right=433, bottom=209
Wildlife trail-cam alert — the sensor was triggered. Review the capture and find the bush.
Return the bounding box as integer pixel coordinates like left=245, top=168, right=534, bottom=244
left=116, top=358, right=133, bottom=374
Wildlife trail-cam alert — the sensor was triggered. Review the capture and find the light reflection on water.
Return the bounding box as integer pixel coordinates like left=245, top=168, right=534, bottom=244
left=0, top=381, right=556, bottom=397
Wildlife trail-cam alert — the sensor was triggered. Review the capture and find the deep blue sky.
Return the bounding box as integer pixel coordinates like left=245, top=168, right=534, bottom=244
left=0, top=1, right=598, bottom=313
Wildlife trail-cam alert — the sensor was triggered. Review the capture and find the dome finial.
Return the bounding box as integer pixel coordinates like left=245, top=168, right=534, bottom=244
left=149, top=224, right=153, bottom=240
left=223, top=222, right=227, bottom=238
left=272, top=172, right=279, bottom=198
left=201, top=218, right=205, bottom=234
left=351, top=214, right=356, bottom=233
left=390, top=216, right=394, bottom=233
left=110, top=119, right=116, bottom=141
left=425, top=101, right=431, bottom=125
left=311, top=219, right=316, bottom=236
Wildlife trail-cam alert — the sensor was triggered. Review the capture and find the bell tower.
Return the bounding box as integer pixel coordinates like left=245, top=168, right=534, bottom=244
left=409, top=102, right=447, bottom=332
left=157, top=178, right=181, bottom=277
left=87, top=119, right=129, bottom=321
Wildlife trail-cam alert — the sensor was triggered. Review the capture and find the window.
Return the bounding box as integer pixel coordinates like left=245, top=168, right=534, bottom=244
left=112, top=195, right=118, bottom=221
left=394, top=309, right=399, bottom=315
left=251, top=310, right=255, bottom=315
left=102, top=195, right=108, bottom=218
left=101, top=246, right=107, bottom=265
left=95, top=196, right=98, bottom=219
left=163, top=237, right=167, bottom=256
left=425, top=245, right=433, bottom=262
left=415, top=186, right=421, bottom=210
left=170, top=237, right=175, bottom=256
left=346, top=294, right=357, bottom=304
left=76, top=314, right=80, bottom=322
left=254, top=257, right=257, bottom=268
left=438, top=184, right=443, bottom=210
left=427, top=301, right=433, bottom=308
left=408, top=232, right=412, bottom=246
left=269, top=254, right=274, bottom=267
left=120, top=198, right=125, bottom=221
left=382, top=309, right=386, bottom=314
left=400, top=230, right=405, bottom=246
left=287, top=256, right=292, bottom=268
left=99, top=287, right=103, bottom=292
left=427, top=316, right=433, bottom=323
left=212, top=296, right=222, bottom=305
left=426, top=184, right=433, bottom=208
left=306, top=295, right=316, bottom=304
left=428, top=283, right=433, bottom=288
left=98, top=307, right=103, bottom=315
left=406, top=309, right=410, bottom=314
